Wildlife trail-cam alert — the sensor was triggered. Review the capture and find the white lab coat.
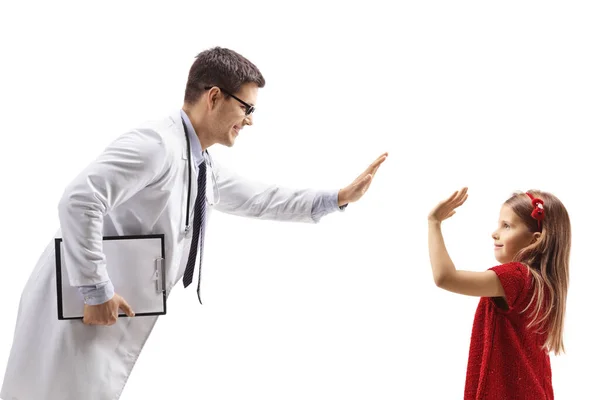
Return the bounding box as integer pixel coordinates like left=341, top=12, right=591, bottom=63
left=0, top=110, right=322, bottom=400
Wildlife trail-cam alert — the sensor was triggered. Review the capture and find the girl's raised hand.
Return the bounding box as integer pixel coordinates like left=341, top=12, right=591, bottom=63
left=428, top=187, right=469, bottom=224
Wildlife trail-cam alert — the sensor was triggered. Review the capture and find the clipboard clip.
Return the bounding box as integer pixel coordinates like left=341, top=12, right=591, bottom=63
left=154, top=257, right=166, bottom=293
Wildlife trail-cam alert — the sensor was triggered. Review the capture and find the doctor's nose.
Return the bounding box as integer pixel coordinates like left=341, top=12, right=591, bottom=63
left=244, top=114, right=253, bottom=126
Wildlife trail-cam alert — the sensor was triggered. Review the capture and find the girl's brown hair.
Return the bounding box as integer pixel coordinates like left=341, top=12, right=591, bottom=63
left=505, top=190, right=571, bottom=355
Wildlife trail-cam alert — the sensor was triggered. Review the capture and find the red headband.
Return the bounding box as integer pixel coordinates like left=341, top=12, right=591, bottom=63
left=526, top=192, right=545, bottom=229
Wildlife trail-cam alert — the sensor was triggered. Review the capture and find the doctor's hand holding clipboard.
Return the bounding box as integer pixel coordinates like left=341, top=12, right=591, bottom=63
left=82, top=293, right=135, bottom=326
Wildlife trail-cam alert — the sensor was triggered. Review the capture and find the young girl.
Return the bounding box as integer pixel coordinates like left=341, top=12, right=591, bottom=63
left=428, top=187, right=570, bottom=399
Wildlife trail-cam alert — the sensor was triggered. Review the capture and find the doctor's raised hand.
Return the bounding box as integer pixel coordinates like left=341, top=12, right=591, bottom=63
left=337, top=152, right=388, bottom=206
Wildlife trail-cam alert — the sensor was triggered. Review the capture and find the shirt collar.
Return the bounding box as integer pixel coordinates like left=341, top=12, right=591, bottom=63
left=180, top=109, right=204, bottom=166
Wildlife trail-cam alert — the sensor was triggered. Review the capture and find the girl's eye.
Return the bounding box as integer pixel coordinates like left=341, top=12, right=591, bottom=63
left=503, top=223, right=510, bottom=229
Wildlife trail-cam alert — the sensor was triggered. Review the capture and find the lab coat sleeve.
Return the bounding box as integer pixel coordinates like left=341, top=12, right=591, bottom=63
left=212, top=158, right=323, bottom=223
left=57, top=129, right=168, bottom=286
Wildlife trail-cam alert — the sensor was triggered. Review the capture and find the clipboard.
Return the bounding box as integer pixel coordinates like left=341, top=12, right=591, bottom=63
left=55, top=234, right=167, bottom=320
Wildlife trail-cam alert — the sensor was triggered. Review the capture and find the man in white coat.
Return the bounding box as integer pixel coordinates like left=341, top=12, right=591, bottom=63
left=0, top=47, right=387, bottom=400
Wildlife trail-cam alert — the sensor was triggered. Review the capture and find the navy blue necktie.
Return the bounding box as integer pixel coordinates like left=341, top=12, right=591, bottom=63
left=183, top=158, right=207, bottom=304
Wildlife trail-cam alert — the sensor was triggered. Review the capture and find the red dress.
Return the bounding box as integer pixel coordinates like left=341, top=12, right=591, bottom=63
left=464, top=262, right=554, bottom=399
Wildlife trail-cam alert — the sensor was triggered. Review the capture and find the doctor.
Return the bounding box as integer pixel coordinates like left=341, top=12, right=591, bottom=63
left=0, top=47, right=387, bottom=400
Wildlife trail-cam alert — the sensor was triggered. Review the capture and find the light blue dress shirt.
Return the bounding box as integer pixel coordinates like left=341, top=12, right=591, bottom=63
left=77, top=110, right=342, bottom=305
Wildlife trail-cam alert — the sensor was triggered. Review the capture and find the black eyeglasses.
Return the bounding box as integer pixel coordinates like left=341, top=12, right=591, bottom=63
left=204, top=86, right=255, bottom=116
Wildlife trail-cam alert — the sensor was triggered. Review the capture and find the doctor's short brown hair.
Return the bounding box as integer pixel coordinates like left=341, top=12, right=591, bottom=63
left=184, top=47, right=265, bottom=105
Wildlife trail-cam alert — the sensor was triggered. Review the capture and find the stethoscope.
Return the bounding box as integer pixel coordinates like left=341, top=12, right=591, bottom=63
left=181, top=117, right=220, bottom=237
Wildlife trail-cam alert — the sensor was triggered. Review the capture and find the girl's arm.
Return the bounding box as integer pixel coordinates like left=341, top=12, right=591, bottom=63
left=427, top=188, right=505, bottom=297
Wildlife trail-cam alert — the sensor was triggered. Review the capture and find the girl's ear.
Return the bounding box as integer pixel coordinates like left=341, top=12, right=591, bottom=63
left=531, top=232, right=541, bottom=244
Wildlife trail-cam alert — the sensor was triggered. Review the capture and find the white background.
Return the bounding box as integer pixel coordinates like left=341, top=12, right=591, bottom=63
left=1, top=1, right=598, bottom=398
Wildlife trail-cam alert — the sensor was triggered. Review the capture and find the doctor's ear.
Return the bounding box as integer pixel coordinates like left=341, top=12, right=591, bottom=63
left=205, top=87, right=222, bottom=111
